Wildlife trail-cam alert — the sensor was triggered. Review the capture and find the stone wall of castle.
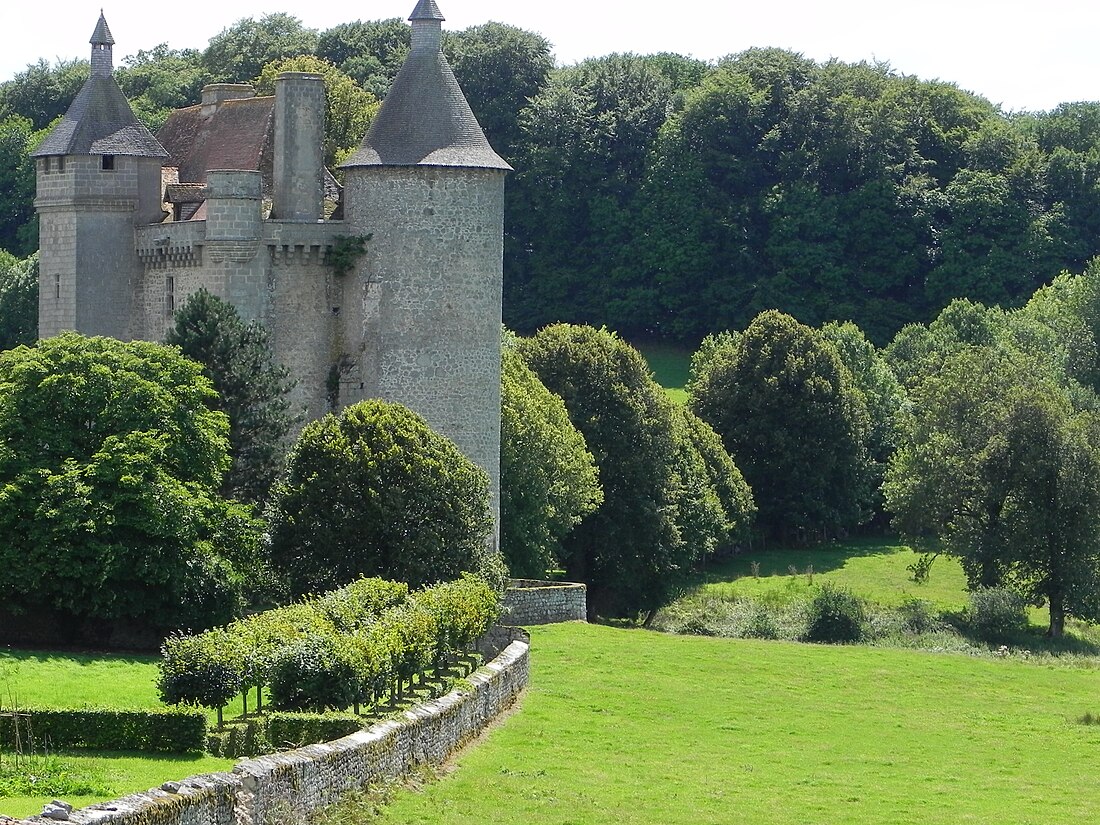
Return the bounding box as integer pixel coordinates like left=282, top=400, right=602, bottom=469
left=342, top=166, right=505, bottom=520
left=503, top=580, right=589, bottom=625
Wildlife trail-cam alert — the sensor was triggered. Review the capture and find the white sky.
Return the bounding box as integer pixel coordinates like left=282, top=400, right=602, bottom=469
left=0, top=0, right=1097, bottom=113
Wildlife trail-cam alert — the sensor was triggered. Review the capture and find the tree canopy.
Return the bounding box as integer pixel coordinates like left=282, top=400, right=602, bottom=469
left=0, top=333, right=258, bottom=635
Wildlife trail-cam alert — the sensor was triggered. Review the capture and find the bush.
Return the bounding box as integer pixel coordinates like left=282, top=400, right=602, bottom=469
left=266, top=399, right=498, bottom=596
left=158, top=629, right=243, bottom=715
left=0, top=708, right=206, bottom=753
left=268, top=634, right=359, bottom=713
left=739, top=603, right=780, bottom=640
left=968, top=587, right=1028, bottom=641
left=266, top=712, right=363, bottom=750
left=897, top=598, right=941, bottom=634
left=804, top=584, right=866, bottom=643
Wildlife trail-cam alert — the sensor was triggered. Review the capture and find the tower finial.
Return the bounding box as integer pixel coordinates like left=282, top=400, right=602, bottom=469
left=90, top=11, right=115, bottom=76
left=409, top=0, right=444, bottom=53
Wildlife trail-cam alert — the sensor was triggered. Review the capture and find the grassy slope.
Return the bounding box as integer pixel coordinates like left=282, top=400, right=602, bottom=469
left=634, top=341, right=692, bottom=404
left=379, top=622, right=1100, bottom=825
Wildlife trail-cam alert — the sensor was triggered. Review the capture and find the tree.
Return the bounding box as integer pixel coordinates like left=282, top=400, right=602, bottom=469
left=517, top=324, right=746, bottom=618
left=690, top=310, right=873, bottom=540
left=254, top=55, right=379, bottom=167
left=500, top=337, right=602, bottom=578
left=0, top=251, right=38, bottom=349
left=884, top=345, right=1100, bottom=636
left=316, top=19, right=410, bottom=99
left=165, top=289, right=295, bottom=506
left=0, top=115, right=42, bottom=256
left=0, top=333, right=257, bottom=635
left=201, top=14, right=319, bottom=83
left=117, top=45, right=209, bottom=132
left=443, top=23, right=554, bottom=158
left=0, top=58, right=89, bottom=130
left=266, top=399, right=500, bottom=597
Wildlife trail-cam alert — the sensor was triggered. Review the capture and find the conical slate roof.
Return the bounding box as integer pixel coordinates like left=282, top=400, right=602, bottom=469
left=32, top=14, right=167, bottom=158
left=340, top=2, right=509, bottom=170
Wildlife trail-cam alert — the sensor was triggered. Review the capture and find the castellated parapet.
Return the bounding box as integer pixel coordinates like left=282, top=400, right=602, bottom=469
left=33, top=5, right=508, bottom=518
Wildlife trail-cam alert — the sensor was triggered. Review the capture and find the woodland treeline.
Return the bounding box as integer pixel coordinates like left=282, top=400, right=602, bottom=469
left=3, top=14, right=1100, bottom=343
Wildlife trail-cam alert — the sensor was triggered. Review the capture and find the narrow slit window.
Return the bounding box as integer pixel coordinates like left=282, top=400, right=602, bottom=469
left=54, top=273, right=60, bottom=299
left=57, top=156, right=64, bottom=172
left=166, top=275, right=175, bottom=315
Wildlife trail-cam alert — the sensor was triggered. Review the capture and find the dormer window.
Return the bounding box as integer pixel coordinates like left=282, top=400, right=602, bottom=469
left=102, top=155, right=115, bottom=171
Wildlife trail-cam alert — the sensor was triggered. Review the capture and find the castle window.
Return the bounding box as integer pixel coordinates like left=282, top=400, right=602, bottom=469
left=42, top=157, right=51, bottom=173
left=102, top=154, right=115, bottom=171
left=166, top=275, right=175, bottom=316
left=57, top=156, right=64, bottom=172
left=54, top=273, right=60, bottom=300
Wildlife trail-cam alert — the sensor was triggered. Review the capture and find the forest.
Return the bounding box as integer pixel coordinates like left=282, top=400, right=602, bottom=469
left=2, top=13, right=1100, bottom=345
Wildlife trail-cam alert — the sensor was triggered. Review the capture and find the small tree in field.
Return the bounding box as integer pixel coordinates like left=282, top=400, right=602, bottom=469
left=166, top=289, right=294, bottom=505
left=266, top=399, right=501, bottom=596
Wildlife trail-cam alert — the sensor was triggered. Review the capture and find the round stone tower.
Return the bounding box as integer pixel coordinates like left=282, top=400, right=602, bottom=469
left=340, top=0, right=511, bottom=533
left=32, top=12, right=168, bottom=339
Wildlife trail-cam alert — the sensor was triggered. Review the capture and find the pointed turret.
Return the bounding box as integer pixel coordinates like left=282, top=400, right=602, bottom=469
left=33, top=13, right=166, bottom=158
left=340, top=0, right=509, bottom=170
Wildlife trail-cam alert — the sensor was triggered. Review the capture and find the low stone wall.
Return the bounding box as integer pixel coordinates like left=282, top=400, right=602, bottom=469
left=503, top=579, right=587, bottom=625
left=19, top=629, right=530, bottom=825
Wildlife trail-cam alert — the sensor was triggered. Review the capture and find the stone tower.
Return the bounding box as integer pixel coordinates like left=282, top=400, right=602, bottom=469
left=340, top=0, right=511, bottom=527
left=32, top=12, right=168, bottom=338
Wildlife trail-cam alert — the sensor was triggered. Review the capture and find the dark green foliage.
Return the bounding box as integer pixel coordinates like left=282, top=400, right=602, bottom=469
left=201, top=13, right=319, bottom=83
left=690, top=311, right=873, bottom=540
left=266, top=399, right=497, bottom=596
left=0, top=707, right=206, bottom=754
left=967, top=588, right=1028, bottom=642
left=268, top=634, right=359, bottom=713
left=804, top=584, right=866, bottom=643
left=0, top=251, right=37, bottom=349
left=266, top=712, right=362, bottom=750
left=316, top=18, right=410, bottom=99
left=443, top=23, right=554, bottom=158
left=0, top=58, right=88, bottom=130
left=327, top=234, right=371, bottom=278
left=166, top=289, right=295, bottom=505
left=117, top=45, right=209, bottom=131
left=0, top=116, right=40, bottom=257
left=517, top=325, right=747, bottom=618
left=0, top=333, right=256, bottom=631
left=500, top=339, right=602, bottom=578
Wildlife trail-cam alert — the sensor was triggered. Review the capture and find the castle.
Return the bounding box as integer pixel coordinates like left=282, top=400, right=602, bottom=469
left=31, top=1, right=509, bottom=515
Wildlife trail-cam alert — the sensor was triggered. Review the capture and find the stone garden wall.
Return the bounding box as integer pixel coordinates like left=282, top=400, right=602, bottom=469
left=502, top=579, right=587, bottom=625
left=20, top=629, right=530, bottom=825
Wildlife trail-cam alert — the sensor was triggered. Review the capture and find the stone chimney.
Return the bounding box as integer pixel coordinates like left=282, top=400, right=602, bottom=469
left=271, top=72, right=325, bottom=222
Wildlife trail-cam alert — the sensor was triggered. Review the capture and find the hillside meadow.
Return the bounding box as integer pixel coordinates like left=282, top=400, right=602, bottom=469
left=376, top=622, right=1100, bottom=825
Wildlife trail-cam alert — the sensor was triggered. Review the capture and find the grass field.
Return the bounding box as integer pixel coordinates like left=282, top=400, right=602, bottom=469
left=0, top=650, right=237, bottom=819
left=376, top=622, right=1100, bottom=825
left=691, top=538, right=971, bottom=610
left=634, top=341, right=692, bottom=404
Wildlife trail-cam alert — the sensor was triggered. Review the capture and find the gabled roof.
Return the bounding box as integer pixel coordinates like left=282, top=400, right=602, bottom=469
left=341, top=2, right=510, bottom=171
left=157, top=97, right=275, bottom=186
left=32, top=74, right=168, bottom=158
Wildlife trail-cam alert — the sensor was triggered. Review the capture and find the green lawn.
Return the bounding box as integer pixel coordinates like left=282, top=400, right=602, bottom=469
left=634, top=341, right=692, bottom=404
left=693, top=538, right=971, bottom=610
left=0, top=649, right=237, bottom=819
left=377, top=622, right=1100, bottom=824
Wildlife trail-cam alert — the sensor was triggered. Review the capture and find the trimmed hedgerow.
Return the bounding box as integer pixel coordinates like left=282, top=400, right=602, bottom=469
left=0, top=707, right=206, bottom=753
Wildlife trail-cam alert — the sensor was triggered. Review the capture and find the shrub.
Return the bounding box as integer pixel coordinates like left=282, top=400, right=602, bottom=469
left=158, top=629, right=243, bottom=719
left=267, top=634, right=359, bottom=713
left=740, top=604, right=780, bottom=640
left=898, top=598, right=940, bottom=634
left=968, top=587, right=1028, bottom=641
left=266, top=400, right=498, bottom=596
left=0, top=708, right=206, bottom=753
left=804, top=584, right=866, bottom=643
left=266, top=712, right=363, bottom=750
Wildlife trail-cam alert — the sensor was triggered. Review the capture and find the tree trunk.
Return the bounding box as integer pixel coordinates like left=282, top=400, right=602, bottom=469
left=1048, top=593, right=1065, bottom=638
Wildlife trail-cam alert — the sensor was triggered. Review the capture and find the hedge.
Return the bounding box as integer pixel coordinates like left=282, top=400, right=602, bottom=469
left=0, top=707, right=206, bottom=753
